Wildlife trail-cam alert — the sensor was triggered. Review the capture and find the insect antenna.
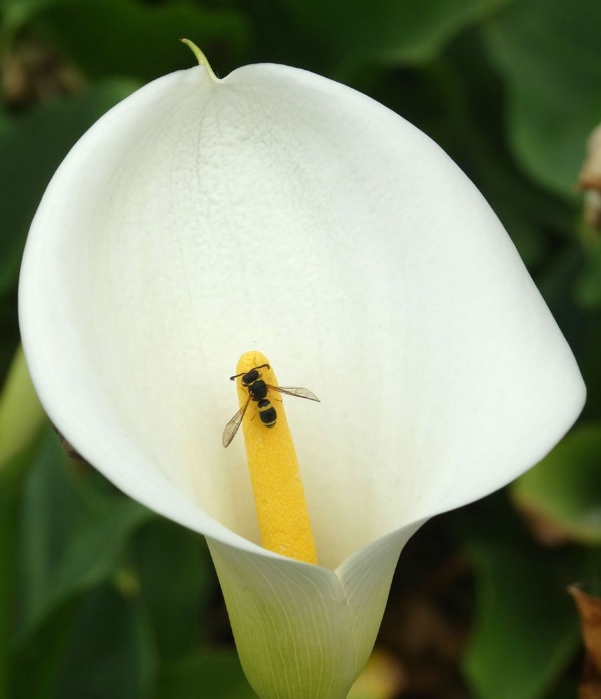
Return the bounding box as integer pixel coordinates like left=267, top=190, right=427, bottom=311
left=229, top=363, right=270, bottom=381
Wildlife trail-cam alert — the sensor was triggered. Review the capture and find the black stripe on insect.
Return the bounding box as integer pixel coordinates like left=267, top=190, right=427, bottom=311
left=222, top=363, right=319, bottom=448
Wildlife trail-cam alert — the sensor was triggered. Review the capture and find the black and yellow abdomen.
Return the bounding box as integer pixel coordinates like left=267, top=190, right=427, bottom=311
left=257, top=399, right=277, bottom=428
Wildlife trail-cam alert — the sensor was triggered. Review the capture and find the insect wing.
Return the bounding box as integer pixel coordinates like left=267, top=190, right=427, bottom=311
left=269, top=386, right=320, bottom=402
left=222, top=397, right=250, bottom=448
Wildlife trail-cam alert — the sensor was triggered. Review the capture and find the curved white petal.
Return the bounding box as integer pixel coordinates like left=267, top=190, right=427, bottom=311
left=207, top=521, right=421, bottom=699
left=334, top=522, right=424, bottom=673
left=19, top=64, right=584, bottom=565
left=19, top=61, right=585, bottom=698
left=208, top=540, right=355, bottom=699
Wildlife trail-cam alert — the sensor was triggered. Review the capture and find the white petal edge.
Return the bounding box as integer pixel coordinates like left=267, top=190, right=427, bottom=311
left=19, top=63, right=586, bottom=571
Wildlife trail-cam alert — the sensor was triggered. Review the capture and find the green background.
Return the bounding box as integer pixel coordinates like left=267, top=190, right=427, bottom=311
left=1, top=0, right=601, bottom=697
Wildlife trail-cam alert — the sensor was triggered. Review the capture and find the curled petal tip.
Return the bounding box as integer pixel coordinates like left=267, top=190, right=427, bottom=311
left=180, top=38, right=219, bottom=82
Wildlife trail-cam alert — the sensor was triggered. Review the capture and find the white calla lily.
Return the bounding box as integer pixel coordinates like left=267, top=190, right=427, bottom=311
left=19, top=54, right=585, bottom=699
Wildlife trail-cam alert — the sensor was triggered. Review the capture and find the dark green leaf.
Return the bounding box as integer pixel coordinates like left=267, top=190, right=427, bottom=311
left=53, top=584, right=157, bottom=699
left=0, top=444, right=40, bottom=699
left=15, top=430, right=87, bottom=635
left=133, top=518, right=216, bottom=658
left=440, top=31, right=576, bottom=267
left=256, top=0, right=515, bottom=76
left=0, top=345, right=46, bottom=469
left=575, top=242, right=601, bottom=309
left=350, top=30, right=574, bottom=270
left=463, top=543, right=581, bottom=699
left=33, top=0, right=251, bottom=81
left=1, top=0, right=70, bottom=28
left=536, top=246, right=601, bottom=421
left=15, top=427, right=154, bottom=641
left=0, top=80, right=139, bottom=298
left=485, top=0, right=601, bottom=197
left=512, top=423, right=601, bottom=545
left=155, top=649, right=258, bottom=699
left=10, top=604, right=78, bottom=699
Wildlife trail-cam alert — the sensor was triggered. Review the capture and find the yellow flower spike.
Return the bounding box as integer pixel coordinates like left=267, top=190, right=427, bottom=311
left=233, top=350, right=318, bottom=565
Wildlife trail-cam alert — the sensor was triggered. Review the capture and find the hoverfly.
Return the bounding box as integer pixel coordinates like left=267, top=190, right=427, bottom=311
left=222, top=363, right=319, bottom=447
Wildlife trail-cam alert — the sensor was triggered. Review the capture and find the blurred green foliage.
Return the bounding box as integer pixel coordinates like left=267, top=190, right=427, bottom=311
left=1, top=0, right=600, bottom=697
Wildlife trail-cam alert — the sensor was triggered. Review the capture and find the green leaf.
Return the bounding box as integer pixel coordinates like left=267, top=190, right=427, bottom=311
left=0, top=345, right=45, bottom=469
left=133, top=519, right=216, bottom=658
left=0, top=444, right=40, bottom=699
left=1, top=0, right=71, bottom=24
left=53, top=584, right=157, bottom=699
left=512, top=423, right=601, bottom=545
left=432, top=31, right=574, bottom=268
left=0, top=79, right=139, bottom=298
left=574, top=242, right=601, bottom=309
left=10, top=604, right=79, bottom=699
left=155, top=649, right=258, bottom=699
left=463, top=543, right=581, bottom=699
left=15, top=428, right=154, bottom=640
left=349, top=30, right=574, bottom=270
left=15, top=431, right=86, bottom=635
left=259, top=0, right=516, bottom=76
left=485, top=0, right=601, bottom=197
left=535, top=246, right=601, bottom=420
left=32, top=0, right=251, bottom=81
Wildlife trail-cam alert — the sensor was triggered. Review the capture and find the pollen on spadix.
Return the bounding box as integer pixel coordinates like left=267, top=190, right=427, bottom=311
left=233, top=351, right=318, bottom=565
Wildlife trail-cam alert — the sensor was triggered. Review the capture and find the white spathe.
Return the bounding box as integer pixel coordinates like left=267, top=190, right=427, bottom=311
left=19, top=62, right=585, bottom=699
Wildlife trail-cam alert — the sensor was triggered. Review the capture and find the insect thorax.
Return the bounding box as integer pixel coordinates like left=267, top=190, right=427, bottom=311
left=248, top=379, right=268, bottom=401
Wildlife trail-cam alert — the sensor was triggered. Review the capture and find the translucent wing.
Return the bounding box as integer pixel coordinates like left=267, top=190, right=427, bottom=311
left=268, top=386, right=320, bottom=402
left=222, top=397, right=250, bottom=448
